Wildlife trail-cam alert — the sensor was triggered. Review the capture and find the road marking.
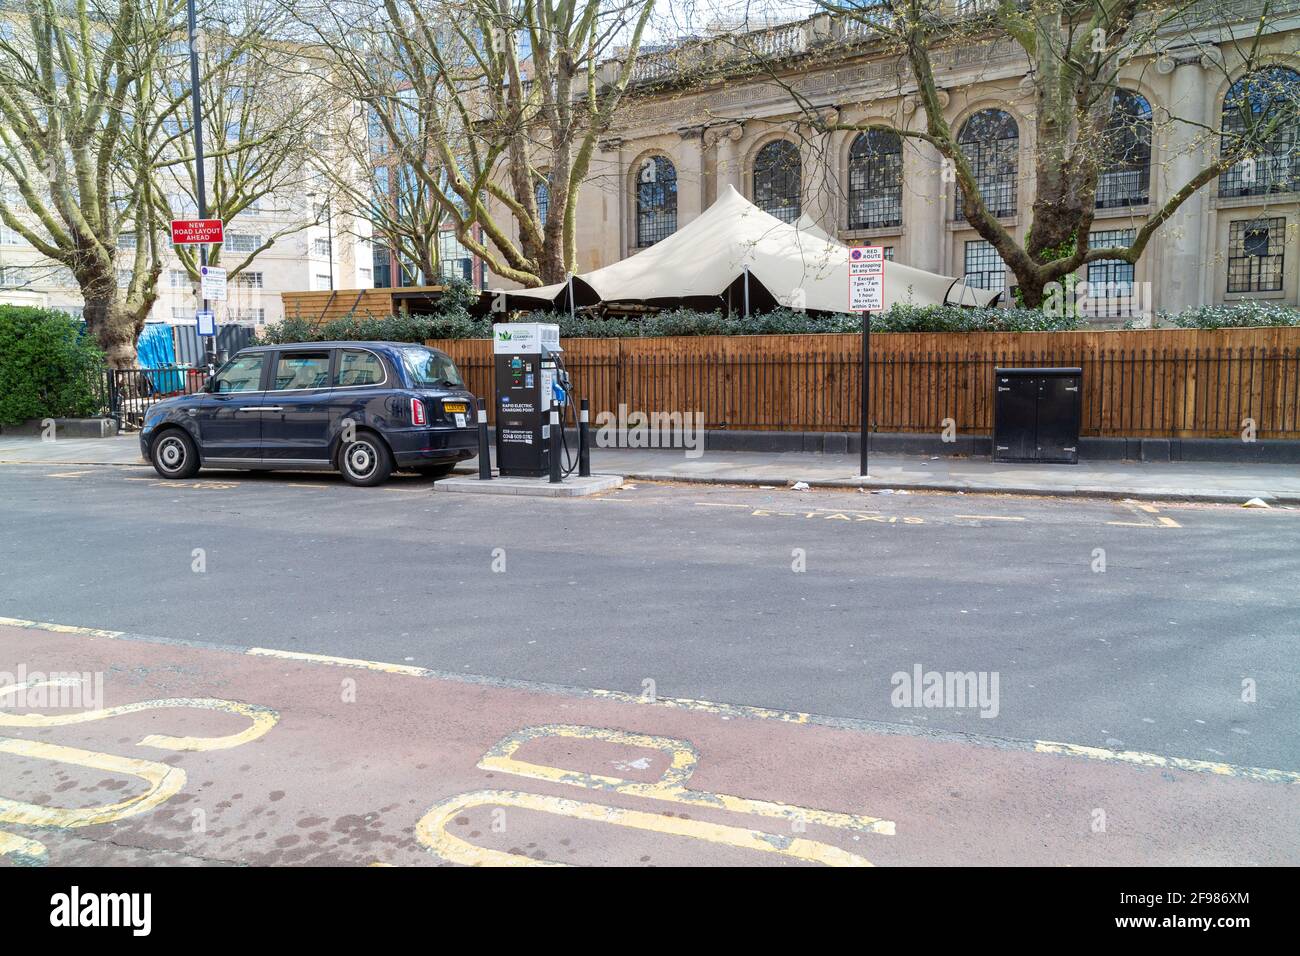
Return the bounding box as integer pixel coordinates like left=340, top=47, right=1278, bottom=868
left=1034, top=740, right=1296, bottom=785
left=0, top=617, right=124, bottom=639
left=953, top=514, right=1026, bottom=522
left=417, top=789, right=872, bottom=866
left=1108, top=502, right=1182, bottom=529
left=0, top=673, right=279, bottom=864
left=5, top=616, right=1297, bottom=786
left=694, top=502, right=750, bottom=508
left=45, top=471, right=92, bottom=479
left=480, top=724, right=894, bottom=835
left=416, top=723, right=889, bottom=866
left=1107, top=516, right=1182, bottom=529
left=750, top=508, right=925, bottom=524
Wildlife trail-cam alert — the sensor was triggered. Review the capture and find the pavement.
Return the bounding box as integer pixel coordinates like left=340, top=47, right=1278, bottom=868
left=1, top=448, right=1297, bottom=866
left=1, top=433, right=1298, bottom=503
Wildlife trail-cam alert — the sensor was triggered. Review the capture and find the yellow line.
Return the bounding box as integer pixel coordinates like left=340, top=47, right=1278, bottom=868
left=694, top=502, right=750, bottom=508
left=953, top=514, right=1026, bottom=521
left=0, top=616, right=124, bottom=639
left=1034, top=740, right=1300, bottom=785
left=416, top=789, right=873, bottom=867
left=1157, top=516, right=1182, bottom=528
left=247, top=646, right=430, bottom=677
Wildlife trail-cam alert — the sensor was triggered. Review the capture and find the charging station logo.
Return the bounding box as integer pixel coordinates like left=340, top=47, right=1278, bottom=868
left=497, top=330, right=512, bottom=341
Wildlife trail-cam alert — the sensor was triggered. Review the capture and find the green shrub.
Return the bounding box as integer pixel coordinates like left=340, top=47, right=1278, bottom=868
left=1162, top=302, right=1300, bottom=329
left=260, top=290, right=1296, bottom=344
left=524, top=304, right=1081, bottom=336
left=0, top=306, right=105, bottom=425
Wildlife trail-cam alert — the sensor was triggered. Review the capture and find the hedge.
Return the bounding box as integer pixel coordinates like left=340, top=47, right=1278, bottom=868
left=258, top=299, right=1300, bottom=345
left=0, top=305, right=105, bottom=425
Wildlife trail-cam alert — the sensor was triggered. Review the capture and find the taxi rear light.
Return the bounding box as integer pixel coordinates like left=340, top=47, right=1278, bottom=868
left=410, top=398, right=427, bottom=425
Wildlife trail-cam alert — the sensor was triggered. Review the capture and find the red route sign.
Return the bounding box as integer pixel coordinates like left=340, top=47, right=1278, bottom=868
left=170, top=218, right=224, bottom=245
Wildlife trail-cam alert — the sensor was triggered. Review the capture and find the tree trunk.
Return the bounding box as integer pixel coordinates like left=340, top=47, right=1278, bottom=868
left=81, top=270, right=141, bottom=369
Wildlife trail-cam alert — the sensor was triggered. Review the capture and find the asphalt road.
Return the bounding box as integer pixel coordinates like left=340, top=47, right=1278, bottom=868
left=2, top=462, right=1297, bottom=775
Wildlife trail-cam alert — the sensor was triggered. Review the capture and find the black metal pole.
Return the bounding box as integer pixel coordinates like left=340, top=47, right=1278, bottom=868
left=548, top=401, right=562, bottom=483
left=578, top=398, right=591, bottom=477
left=476, top=397, right=492, bottom=480
left=186, top=0, right=213, bottom=370
left=325, top=200, right=334, bottom=290
left=860, top=309, right=870, bottom=476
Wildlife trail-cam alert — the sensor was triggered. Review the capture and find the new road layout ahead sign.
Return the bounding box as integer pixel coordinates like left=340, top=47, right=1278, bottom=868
left=849, top=245, right=884, bottom=312
left=170, top=218, right=224, bottom=245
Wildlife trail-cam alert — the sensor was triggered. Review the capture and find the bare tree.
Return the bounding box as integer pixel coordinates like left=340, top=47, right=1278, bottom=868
left=157, top=18, right=332, bottom=283
left=293, top=0, right=658, bottom=288
left=0, top=0, right=333, bottom=365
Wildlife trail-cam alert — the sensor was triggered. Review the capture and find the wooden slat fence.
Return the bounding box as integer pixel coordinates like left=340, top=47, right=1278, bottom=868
left=429, top=327, right=1300, bottom=439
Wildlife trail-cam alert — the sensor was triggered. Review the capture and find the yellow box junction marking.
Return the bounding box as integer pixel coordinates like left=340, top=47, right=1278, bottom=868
left=417, top=724, right=892, bottom=866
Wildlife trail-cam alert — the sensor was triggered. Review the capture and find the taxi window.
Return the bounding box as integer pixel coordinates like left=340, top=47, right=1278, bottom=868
left=272, top=351, right=331, bottom=390
left=211, top=353, right=265, bottom=393
left=335, top=349, right=386, bottom=387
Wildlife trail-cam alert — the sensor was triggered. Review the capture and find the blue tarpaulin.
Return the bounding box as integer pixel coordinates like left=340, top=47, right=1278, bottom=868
left=136, top=324, right=185, bottom=392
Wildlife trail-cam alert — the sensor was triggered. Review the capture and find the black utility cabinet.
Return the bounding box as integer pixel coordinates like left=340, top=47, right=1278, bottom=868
left=993, top=367, right=1082, bottom=464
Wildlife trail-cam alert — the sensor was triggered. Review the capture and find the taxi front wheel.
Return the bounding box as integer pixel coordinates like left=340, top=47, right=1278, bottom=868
left=150, top=429, right=201, bottom=480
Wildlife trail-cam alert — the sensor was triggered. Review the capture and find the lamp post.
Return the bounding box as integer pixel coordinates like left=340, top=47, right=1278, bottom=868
left=186, top=0, right=216, bottom=368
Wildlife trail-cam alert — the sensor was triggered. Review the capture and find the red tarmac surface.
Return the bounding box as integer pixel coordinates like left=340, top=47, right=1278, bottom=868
left=2, top=622, right=1297, bottom=866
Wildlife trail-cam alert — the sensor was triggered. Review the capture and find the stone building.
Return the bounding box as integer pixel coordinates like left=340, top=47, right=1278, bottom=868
left=496, top=2, right=1300, bottom=320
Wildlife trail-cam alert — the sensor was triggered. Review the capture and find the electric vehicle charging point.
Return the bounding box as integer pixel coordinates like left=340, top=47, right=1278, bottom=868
left=438, top=322, right=623, bottom=497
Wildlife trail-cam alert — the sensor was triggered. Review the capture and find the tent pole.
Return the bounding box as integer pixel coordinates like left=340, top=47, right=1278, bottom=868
left=567, top=273, right=575, bottom=320
left=743, top=265, right=750, bottom=318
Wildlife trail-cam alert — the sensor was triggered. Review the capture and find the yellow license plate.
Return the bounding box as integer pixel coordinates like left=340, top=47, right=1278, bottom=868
left=442, top=402, right=468, bottom=413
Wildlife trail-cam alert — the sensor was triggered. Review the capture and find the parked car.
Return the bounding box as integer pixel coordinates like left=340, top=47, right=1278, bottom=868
left=140, top=342, right=478, bottom=486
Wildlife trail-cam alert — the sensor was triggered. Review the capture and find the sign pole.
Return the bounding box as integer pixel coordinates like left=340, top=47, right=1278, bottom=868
left=860, top=309, right=869, bottom=477
left=186, top=0, right=214, bottom=370
left=848, top=245, right=883, bottom=478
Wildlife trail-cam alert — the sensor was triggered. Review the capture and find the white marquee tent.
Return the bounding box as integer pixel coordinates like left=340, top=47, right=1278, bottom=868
left=495, top=185, right=999, bottom=313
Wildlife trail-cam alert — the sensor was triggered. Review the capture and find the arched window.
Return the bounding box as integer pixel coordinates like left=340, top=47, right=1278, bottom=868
left=753, top=140, right=802, bottom=223
left=635, top=155, right=677, bottom=247
left=955, top=109, right=1018, bottom=220
left=1097, top=89, right=1152, bottom=208
left=534, top=175, right=550, bottom=223
left=847, top=130, right=903, bottom=229
left=1219, top=66, right=1300, bottom=197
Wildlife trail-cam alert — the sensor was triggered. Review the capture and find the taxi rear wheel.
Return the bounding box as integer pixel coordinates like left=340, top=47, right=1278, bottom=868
left=338, top=432, right=392, bottom=487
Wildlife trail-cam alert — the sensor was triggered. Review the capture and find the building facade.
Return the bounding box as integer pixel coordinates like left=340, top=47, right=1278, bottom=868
left=0, top=194, right=371, bottom=330
left=494, top=1, right=1300, bottom=320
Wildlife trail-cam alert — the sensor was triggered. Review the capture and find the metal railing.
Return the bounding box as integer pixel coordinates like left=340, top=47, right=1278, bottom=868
left=92, top=366, right=211, bottom=429
left=448, top=346, right=1300, bottom=439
